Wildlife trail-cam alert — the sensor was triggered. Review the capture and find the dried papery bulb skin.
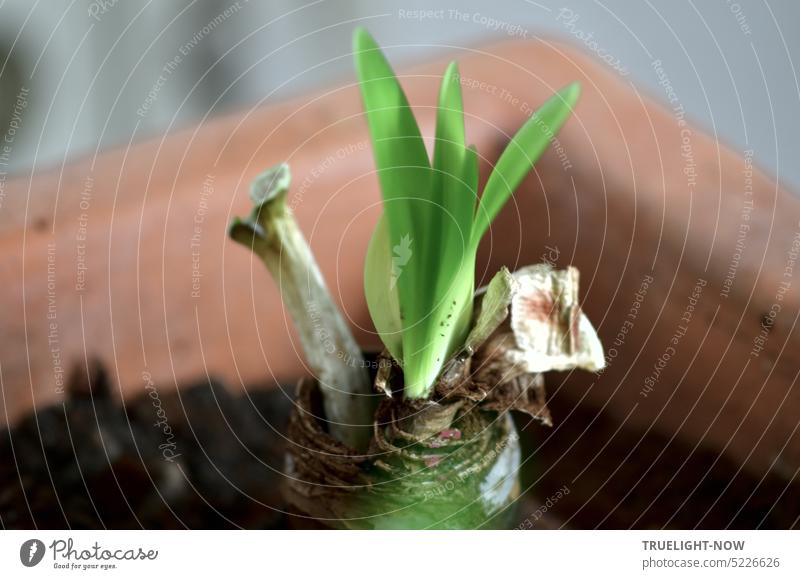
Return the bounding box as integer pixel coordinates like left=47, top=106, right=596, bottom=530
left=508, top=265, right=605, bottom=373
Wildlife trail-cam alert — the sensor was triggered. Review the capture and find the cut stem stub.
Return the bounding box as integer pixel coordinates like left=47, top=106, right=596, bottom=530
left=229, top=163, right=374, bottom=451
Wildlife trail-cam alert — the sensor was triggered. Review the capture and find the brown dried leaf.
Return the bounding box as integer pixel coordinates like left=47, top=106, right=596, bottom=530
left=481, top=372, right=552, bottom=426
left=374, top=350, right=396, bottom=398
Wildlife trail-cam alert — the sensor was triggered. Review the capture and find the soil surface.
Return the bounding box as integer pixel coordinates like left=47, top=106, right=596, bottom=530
left=1, top=365, right=797, bottom=529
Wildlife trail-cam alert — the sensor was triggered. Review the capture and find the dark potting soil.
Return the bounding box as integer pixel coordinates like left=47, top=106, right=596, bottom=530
left=1, top=365, right=797, bottom=529
left=0, top=364, right=293, bottom=529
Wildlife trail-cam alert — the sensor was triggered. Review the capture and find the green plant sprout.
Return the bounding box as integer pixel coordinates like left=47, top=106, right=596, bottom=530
left=229, top=28, right=583, bottom=451
left=355, top=27, right=580, bottom=398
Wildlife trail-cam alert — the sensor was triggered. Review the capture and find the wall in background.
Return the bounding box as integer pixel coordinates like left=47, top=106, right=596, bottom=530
left=0, top=0, right=797, bottom=190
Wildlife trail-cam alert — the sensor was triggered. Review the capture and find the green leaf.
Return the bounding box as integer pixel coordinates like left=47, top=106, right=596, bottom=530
left=354, top=27, right=434, bottom=389
left=401, top=61, right=479, bottom=398
left=356, top=27, right=580, bottom=400
left=427, top=62, right=476, bottom=314
left=472, top=82, right=580, bottom=246
left=356, top=27, right=462, bottom=399
left=463, top=144, right=479, bottom=202
left=363, top=214, right=403, bottom=362
left=430, top=61, right=472, bottom=245
left=352, top=26, right=430, bottom=253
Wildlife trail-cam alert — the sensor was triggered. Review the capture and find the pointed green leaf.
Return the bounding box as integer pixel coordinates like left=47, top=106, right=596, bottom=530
left=354, top=27, right=431, bottom=376
left=352, top=26, right=431, bottom=254
left=472, top=82, right=580, bottom=246
left=431, top=62, right=471, bottom=242
left=363, top=214, right=403, bottom=363
left=402, top=62, right=478, bottom=398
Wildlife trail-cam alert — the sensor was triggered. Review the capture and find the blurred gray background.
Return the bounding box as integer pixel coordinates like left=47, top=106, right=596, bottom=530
left=0, top=0, right=797, bottom=189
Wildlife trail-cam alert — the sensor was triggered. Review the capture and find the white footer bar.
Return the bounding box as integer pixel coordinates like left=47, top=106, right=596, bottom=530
left=1, top=530, right=797, bottom=578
